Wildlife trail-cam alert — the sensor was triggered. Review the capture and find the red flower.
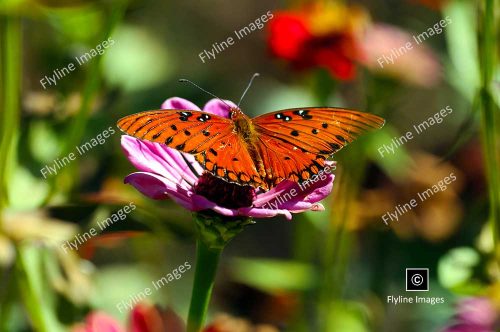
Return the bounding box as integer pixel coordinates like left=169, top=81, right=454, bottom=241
left=268, top=4, right=369, bottom=80
left=72, top=303, right=184, bottom=332
left=268, top=13, right=311, bottom=61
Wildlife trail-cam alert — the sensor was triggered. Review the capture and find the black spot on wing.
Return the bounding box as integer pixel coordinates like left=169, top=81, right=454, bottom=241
left=293, top=109, right=313, bottom=120
left=179, top=111, right=193, bottom=122
left=330, top=143, right=341, bottom=150
left=197, top=114, right=211, bottom=122
left=335, top=135, right=347, bottom=142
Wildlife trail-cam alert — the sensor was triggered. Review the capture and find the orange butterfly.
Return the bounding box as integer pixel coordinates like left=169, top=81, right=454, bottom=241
left=117, top=105, right=384, bottom=191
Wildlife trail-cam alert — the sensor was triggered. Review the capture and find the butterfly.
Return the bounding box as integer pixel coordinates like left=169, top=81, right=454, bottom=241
left=117, top=105, right=384, bottom=191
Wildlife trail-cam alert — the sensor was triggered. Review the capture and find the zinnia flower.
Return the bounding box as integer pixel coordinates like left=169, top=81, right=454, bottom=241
left=121, top=97, right=335, bottom=221
left=442, top=297, right=499, bottom=332
left=268, top=3, right=369, bottom=80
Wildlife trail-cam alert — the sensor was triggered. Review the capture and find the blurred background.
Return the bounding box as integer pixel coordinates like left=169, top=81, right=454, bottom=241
left=0, top=0, right=499, bottom=331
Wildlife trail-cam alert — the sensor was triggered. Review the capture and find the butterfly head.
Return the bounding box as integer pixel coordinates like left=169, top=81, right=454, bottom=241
left=229, top=107, right=245, bottom=120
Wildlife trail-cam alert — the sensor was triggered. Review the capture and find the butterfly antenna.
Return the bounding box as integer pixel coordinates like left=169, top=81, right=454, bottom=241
left=237, top=73, right=260, bottom=107
left=178, top=79, right=232, bottom=109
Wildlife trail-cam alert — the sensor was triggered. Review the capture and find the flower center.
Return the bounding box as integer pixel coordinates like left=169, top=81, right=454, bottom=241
left=194, top=173, right=256, bottom=209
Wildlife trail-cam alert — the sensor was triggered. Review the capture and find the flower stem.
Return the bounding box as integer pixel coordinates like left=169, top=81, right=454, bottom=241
left=478, top=0, right=500, bottom=264
left=187, top=213, right=252, bottom=331
left=187, top=239, right=222, bottom=332
left=0, top=14, right=21, bottom=210
left=15, top=245, right=62, bottom=332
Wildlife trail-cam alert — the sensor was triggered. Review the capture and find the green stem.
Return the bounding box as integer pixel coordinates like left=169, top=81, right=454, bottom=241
left=187, top=239, right=222, bottom=332
left=0, top=15, right=21, bottom=210
left=15, top=245, right=62, bottom=332
left=186, top=213, right=252, bottom=331
left=478, top=0, right=500, bottom=264
left=320, top=152, right=363, bottom=332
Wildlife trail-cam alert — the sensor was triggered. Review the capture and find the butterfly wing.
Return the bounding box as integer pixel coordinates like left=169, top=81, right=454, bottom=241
left=252, top=107, right=385, bottom=186
left=117, top=110, right=264, bottom=188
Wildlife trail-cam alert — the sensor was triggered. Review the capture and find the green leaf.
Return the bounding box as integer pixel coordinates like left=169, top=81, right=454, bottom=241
left=16, top=245, right=64, bottom=332
left=367, top=125, right=412, bottom=180
left=443, top=0, right=480, bottom=101
left=230, top=258, right=316, bottom=292
left=102, top=25, right=174, bottom=91
left=326, top=301, right=369, bottom=332
left=438, top=247, right=481, bottom=290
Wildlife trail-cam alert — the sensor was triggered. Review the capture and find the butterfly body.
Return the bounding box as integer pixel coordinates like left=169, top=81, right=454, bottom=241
left=118, top=106, right=384, bottom=191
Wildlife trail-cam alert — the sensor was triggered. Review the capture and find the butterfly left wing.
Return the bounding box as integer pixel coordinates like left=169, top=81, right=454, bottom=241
left=117, top=109, right=266, bottom=188
left=252, top=107, right=384, bottom=186
left=117, top=109, right=236, bottom=154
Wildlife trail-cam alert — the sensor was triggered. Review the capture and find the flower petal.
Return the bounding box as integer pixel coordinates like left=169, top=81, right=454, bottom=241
left=239, top=206, right=293, bottom=220
left=125, top=172, right=194, bottom=210
left=203, top=98, right=238, bottom=119
left=360, top=24, right=440, bottom=86
left=268, top=13, right=311, bottom=61
left=190, top=193, right=240, bottom=216
left=254, top=162, right=335, bottom=212
left=191, top=193, right=295, bottom=220
left=161, top=97, right=201, bottom=111
left=72, top=312, right=123, bottom=332
left=121, top=136, right=199, bottom=188
left=129, top=302, right=164, bottom=332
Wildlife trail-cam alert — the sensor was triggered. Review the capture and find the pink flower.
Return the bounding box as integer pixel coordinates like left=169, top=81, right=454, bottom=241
left=121, top=97, right=334, bottom=220
left=360, top=23, right=441, bottom=86
left=442, top=297, right=499, bottom=332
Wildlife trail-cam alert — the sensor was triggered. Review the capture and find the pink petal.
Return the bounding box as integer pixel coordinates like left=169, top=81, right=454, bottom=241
left=190, top=194, right=294, bottom=220
left=161, top=97, right=201, bottom=111
left=239, top=206, right=293, bottom=220
left=203, top=98, right=238, bottom=118
left=360, top=24, right=441, bottom=86
left=72, top=312, right=123, bottom=332
left=191, top=194, right=240, bottom=216
left=125, top=172, right=194, bottom=210
left=254, top=163, right=335, bottom=212
left=121, top=136, right=199, bottom=188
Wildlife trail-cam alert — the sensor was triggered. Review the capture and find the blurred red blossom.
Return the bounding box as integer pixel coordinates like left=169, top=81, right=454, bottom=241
left=268, top=3, right=369, bottom=80
left=268, top=3, right=441, bottom=86
left=72, top=303, right=184, bottom=332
